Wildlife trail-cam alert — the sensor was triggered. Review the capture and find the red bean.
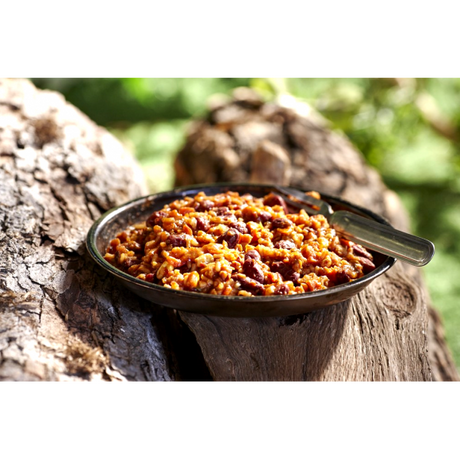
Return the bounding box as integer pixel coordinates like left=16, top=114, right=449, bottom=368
left=274, top=240, right=296, bottom=250
left=359, top=257, right=375, bottom=274
left=231, top=221, right=249, bottom=234
left=263, top=193, right=288, bottom=214
left=168, top=234, right=187, bottom=247
left=217, top=228, right=241, bottom=249
left=197, top=200, right=214, bottom=212
left=196, top=216, right=210, bottom=232
left=353, top=245, right=372, bottom=259
left=243, top=258, right=264, bottom=284
left=335, top=271, right=351, bottom=285
left=146, top=210, right=168, bottom=227
left=242, top=207, right=271, bottom=223
left=272, top=218, right=292, bottom=229
left=216, top=206, right=230, bottom=215
left=259, top=211, right=272, bottom=223
left=236, top=275, right=264, bottom=295
left=272, top=261, right=300, bottom=283
left=245, top=250, right=261, bottom=261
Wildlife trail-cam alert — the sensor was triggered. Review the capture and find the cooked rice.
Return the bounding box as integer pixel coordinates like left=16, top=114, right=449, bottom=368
left=104, top=191, right=375, bottom=296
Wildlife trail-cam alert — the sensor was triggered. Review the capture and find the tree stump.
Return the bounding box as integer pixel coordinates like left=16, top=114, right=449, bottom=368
left=174, top=88, right=459, bottom=381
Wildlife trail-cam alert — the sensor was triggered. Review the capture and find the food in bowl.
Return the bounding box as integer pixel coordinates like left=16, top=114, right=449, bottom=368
left=103, top=191, right=375, bottom=296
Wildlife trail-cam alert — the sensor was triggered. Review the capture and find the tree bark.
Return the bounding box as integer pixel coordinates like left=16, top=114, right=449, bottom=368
left=174, top=88, right=459, bottom=381
left=0, top=78, right=186, bottom=381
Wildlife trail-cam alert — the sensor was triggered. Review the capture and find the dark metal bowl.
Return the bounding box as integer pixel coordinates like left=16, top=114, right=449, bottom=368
left=86, top=183, right=396, bottom=317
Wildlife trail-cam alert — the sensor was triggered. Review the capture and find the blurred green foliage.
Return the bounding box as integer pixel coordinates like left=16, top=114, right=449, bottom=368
left=32, top=78, right=460, bottom=369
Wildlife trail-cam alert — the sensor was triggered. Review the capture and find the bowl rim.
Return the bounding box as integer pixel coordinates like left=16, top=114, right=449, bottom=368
left=86, top=182, right=397, bottom=304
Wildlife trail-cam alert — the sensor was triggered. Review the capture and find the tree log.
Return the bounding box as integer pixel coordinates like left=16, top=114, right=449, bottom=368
left=0, top=78, right=188, bottom=381
left=174, top=88, right=459, bottom=381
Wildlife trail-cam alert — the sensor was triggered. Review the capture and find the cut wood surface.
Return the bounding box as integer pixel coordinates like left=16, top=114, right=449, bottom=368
left=0, top=80, right=458, bottom=381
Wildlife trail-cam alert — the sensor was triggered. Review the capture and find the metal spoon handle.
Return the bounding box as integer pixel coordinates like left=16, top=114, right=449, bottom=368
left=330, top=211, right=435, bottom=267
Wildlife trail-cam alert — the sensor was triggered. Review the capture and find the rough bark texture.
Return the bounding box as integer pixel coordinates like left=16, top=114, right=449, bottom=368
left=175, top=88, right=459, bottom=381
left=0, top=78, right=183, bottom=381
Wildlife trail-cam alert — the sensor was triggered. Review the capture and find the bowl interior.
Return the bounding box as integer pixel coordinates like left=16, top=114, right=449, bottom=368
left=87, top=183, right=396, bottom=317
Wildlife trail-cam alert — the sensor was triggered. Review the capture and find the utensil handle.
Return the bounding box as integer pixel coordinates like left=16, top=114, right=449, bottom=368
left=330, top=211, right=435, bottom=267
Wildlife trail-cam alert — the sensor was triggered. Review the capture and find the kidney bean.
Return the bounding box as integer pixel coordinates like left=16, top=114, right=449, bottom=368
left=272, top=218, right=292, bottom=229
left=242, top=207, right=271, bottom=223
left=196, top=216, right=210, bottom=232
left=167, top=234, right=187, bottom=247
left=236, top=275, right=264, bottom=295
left=359, top=257, right=375, bottom=274
left=230, top=221, right=249, bottom=234
left=274, top=284, right=289, bottom=295
left=216, top=206, right=230, bottom=215
left=245, top=250, right=261, bottom=261
left=259, top=211, right=272, bottom=223
left=243, top=258, right=264, bottom=284
left=274, top=240, right=296, bottom=250
left=197, top=200, right=214, bottom=212
left=145, top=273, right=155, bottom=282
left=335, top=271, right=351, bottom=285
left=217, top=228, right=241, bottom=249
left=263, top=193, right=288, bottom=214
left=146, top=210, right=168, bottom=227
left=272, top=261, right=300, bottom=283
left=179, top=263, right=190, bottom=273
left=353, top=245, right=372, bottom=260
